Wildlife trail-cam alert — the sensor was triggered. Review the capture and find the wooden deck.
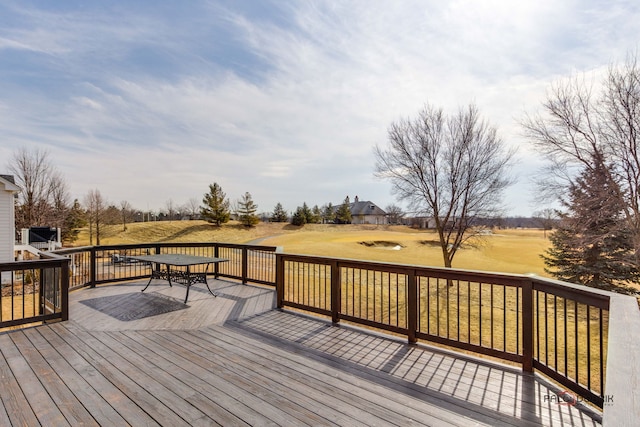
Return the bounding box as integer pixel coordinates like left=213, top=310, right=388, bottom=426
left=0, top=279, right=602, bottom=426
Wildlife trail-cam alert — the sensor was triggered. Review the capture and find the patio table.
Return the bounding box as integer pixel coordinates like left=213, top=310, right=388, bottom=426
left=129, top=254, right=228, bottom=303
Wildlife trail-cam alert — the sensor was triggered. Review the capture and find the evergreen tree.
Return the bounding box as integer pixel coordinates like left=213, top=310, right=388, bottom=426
left=335, top=196, right=352, bottom=224
left=271, top=202, right=288, bottom=222
left=201, top=183, right=230, bottom=226
left=542, top=157, right=638, bottom=293
left=322, top=203, right=336, bottom=224
left=310, top=205, right=322, bottom=224
left=301, top=202, right=313, bottom=223
left=291, top=202, right=314, bottom=226
left=237, top=192, right=260, bottom=227
left=62, top=199, right=87, bottom=244
left=291, top=206, right=307, bottom=226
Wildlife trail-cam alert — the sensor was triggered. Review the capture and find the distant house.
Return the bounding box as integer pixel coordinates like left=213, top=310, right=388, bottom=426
left=0, top=175, right=20, bottom=266
left=348, top=196, right=387, bottom=225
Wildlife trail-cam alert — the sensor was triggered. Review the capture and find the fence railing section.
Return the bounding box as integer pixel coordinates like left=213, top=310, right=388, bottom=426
left=53, top=243, right=278, bottom=288
left=531, top=278, right=610, bottom=407
left=0, top=255, right=69, bottom=329
left=2, top=242, right=627, bottom=410
left=276, top=253, right=613, bottom=408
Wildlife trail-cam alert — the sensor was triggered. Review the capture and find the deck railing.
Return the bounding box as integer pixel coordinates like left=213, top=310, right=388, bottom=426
left=0, top=253, right=69, bottom=329
left=275, top=253, right=634, bottom=410
left=3, top=242, right=638, bottom=420
left=53, top=242, right=279, bottom=289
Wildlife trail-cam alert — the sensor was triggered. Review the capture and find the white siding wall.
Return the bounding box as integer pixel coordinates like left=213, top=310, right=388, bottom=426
left=0, top=189, right=15, bottom=263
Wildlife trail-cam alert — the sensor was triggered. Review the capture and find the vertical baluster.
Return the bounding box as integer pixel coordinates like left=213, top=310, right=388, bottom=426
left=587, top=305, right=591, bottom=391
left=564, top=298, right=568, bottom=377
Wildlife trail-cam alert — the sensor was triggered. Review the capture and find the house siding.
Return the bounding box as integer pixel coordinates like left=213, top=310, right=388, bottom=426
left=0, top=178, right=18, bottom=266
left=0, top=191, right=14, bottom=262
left=349, top=200, right=387, bottom=225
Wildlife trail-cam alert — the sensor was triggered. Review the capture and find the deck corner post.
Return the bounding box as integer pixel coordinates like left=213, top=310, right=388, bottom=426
left=214, top=244, right=220, bottom=278
left=407, top=270, right=418, bottom=344
left=61, top=258, right=70, bottom=321
left=89, top=247, right=97, bottom=288
left=331, top=260, right=341, bottom=324
left=522, top=278, right=534, bottom=372
left=242, top=246, right=248, bottom=284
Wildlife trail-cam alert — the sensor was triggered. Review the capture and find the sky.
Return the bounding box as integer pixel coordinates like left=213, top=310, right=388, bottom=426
left=1, top=0, right=639, bottom=217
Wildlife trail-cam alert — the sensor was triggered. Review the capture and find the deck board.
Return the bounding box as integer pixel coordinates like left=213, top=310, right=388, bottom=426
left=0, top=336, right=41, bottom=427
left=0, top=279, right=602, bottom=426
left=22, top=327, right=128, bottom=426
left=8, top=330, right=98, bottom=426
left=0, top=333, right=69, bottom=426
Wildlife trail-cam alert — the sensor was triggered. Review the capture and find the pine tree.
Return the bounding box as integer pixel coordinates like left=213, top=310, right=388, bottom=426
left=542, top=157, right=638, bottom=293
left=335, top=196, right=352, bottom=224
left=291, top=206, right=306, bottom=226
left=201, top=183, right=230, bottom=226
left=271, top=202, right=288, bottom=222
left=310, top=205, right=322, bottom=224
left=322, top=203, right=335, bottom=224
left=62, top=199, right=87, bottom=244
left=237, top=192, right=259, bottom=227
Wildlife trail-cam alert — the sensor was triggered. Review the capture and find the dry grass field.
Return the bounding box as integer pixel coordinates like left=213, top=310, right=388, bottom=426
left=73, top=220, right=552, bottom=277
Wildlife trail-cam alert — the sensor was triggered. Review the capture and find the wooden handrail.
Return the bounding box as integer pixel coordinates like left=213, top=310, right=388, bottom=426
left=38, top=241, right=639, bottom=418
left=275, top=251, right=637, bottom=410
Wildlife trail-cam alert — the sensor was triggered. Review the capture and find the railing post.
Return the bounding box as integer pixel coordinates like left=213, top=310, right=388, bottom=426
left=214, top=244, right=220, bottom=278
left=61, top=259, right=70, bottom=321
left=90, top=247, right=97, bottom=288
left=331, top=260, right=341, bottom=324
left=522, top=278, right=534, bottom=372
left=38, top=265, right=44, bottom=316
left=242, top=246, right=248, bottom=284
left=275, top=254, right=284, bottom=309
left=407, top=270, right=418, bottom=344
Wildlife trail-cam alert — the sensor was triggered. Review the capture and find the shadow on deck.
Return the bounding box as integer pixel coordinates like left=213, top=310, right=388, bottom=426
left=0, top=279, right=602, bottom=426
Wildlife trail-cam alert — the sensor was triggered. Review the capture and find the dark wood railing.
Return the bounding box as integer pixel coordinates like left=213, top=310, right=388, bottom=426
left=53, top=242, right=279, bottom=289
left=3, top=242, right=638, bottom=421
left=275, top=253, right=638, bottom=411
left=0, top=253, right=69, bottom=329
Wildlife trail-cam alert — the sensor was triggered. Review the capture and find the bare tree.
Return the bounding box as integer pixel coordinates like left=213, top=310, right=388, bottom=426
left=532, top=208, right=559, bottom=238
left=385, top=204, right=405, bottom=224
left=119, top=200, right=133, bottom=231
left=49, top=171, right=70, bottom=230
left=185, top=197, right=200, bottom=219
left=8, top=147, right=70, bottom=229
left=84, top=189, right=107, bottom=245
left=375, top=104, right=515, bottom=268
left=522, top=53, right=640, bottom=264
left=163, top=198, right=177, bottom=221
left=521, top=75, right=604, bottom=201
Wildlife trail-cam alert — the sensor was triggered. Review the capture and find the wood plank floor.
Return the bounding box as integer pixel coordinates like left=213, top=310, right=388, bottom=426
left=0, top=279, right=603, bottom=426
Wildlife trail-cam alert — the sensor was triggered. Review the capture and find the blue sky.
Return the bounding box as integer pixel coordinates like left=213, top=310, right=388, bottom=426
left=1, top=0, right=639, bottom=217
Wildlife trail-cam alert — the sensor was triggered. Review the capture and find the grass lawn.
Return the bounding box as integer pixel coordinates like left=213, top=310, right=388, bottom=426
left=260, top=226, right=551, bottom=276
left=73, top=221, right=552, bottom=277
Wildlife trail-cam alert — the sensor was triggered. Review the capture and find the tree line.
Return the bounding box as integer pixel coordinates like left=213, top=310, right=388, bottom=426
left=5, top=149, right=382, bottom=245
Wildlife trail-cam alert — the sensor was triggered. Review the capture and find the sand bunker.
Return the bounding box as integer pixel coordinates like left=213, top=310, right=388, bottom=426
left=359, top=241, right=404, bottom=250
